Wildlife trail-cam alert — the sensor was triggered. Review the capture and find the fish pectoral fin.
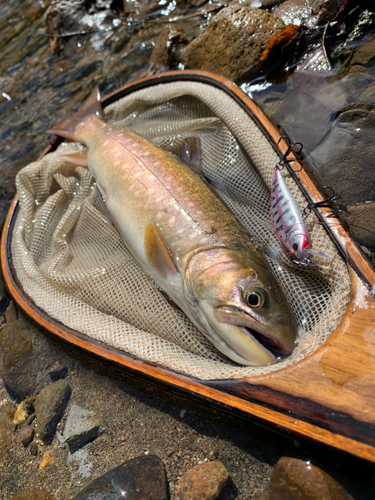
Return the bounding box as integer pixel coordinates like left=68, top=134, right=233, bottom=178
left=58, top=149, right=89, bottom=167
left=144, top=223, right=178, bottom=279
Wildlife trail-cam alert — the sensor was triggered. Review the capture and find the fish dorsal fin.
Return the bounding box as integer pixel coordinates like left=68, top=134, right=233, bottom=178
left=47, top=87, right=103, bottom=142
left=58, top=149, right=88, bottom=167
left=144, top=223, right=178, bottom=279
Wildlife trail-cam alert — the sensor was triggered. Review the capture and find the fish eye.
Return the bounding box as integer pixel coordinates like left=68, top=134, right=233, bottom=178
left=292, top=243, right=298, bottom=252
left=244, top=289, right=266, bottom=308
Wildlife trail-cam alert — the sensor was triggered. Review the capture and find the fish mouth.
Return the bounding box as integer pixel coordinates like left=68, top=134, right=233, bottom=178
left=240, top=326, right=288, bottom=359
left=214, top=306, right=292, bottom=359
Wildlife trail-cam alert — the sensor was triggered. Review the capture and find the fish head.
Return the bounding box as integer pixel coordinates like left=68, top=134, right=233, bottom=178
left=184, top=248, right=297, bottom=366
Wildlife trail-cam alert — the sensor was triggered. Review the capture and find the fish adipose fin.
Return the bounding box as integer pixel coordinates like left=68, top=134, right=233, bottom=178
left=58, top=149, right=88, bottom=167
left=47, top=87, right=104, bottom=142
left=144, top=223, right=178, bottom=279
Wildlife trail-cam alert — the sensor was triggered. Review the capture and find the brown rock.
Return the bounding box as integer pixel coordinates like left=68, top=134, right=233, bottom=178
left=255, top=456, right=352, bottom=500
left=18, top=425, right=35, bottom=447
left=11, top=486, right=54, bottom=500
left=0, top=401, right=15, bottom=460
left=150, top=25, right=188, bottom=70
left=177, top=460, right=229, bottom=499
left=181, top=6, right=285, bottom=83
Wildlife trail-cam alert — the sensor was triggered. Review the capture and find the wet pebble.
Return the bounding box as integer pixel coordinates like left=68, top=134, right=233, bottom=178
left=181, top=6, right=285, bottom=83
left=177, top=460, right=229, bottom=500
left=18, top=425, right=35, bottom=446
left=254, top=456, right=352, bottom=500
left=72, top=454, right=168, bottom=500
left=35, top=379, right=71, bottom=443
left=62, top=404, right=104, bottom=449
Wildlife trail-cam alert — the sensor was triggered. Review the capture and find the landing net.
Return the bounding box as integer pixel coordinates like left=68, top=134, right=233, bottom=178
left=12, top=80, right=351, bottom=380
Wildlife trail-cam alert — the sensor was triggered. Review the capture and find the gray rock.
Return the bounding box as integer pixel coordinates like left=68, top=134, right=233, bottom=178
left=62, top=404, right=104, bottom=449
left=18, top=425, right=35, bottom=447
left=181, top=6, right=285, bottom=83
left=72, top=454, right=168, bottom=500
left=0, top=303, right=63, bottom=399
left=35, top=379, right=71, bottom=443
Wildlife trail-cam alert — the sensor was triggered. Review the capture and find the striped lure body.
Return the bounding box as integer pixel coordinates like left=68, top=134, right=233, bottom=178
left=270, top=169, right=310, bottom=261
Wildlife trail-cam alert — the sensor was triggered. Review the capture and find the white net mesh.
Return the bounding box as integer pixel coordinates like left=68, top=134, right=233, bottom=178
left=12, top=81, right=351, bottom=380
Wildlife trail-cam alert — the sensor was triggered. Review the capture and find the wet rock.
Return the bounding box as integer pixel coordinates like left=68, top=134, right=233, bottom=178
left=255, top=456, right=352, bottom=500
left=181, top=6, right=285, bottom=83
left=0, top=303, right=62, bottom=399
left=18, top=425, right=35, bottom=446
left=307, top=106, right=375, bottom=207
left=12, top=402, right=28, bottom=427
left=62, top=404, right=104, bottom=449
left=49, top=365, right=68, bottom=382
left=72, top=454, right=168, bottom=500
left=256, top=88, right=330, bottom=151
left=0, top=401, right=15, bottom=459
left=11, top=487, right=54, bottom=500
left=177, top=460, right=229, bottom=500
left=68, top=448, right=94, bottom=485
left=150, top=25, right=188, bottom=71
left=273, top=0, right=321, bottom=27
left=123, top=0, right=163, bottom=22
left=345, top=201, right=375, bottom=258
left=35, top=379, right=71, bottom=443
left=29, top=441, right=39, bottom=456
left=12, top=396, right=36, bottom=427
left=44, top=0, right=119, bottom=53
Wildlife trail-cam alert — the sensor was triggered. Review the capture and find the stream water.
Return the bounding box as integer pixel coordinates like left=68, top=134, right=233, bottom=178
left=0, top=0, right=375, bottom=498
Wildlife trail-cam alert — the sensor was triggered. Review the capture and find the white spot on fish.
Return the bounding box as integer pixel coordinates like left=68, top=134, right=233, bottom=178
left=169, top=216, right=176, bottom=224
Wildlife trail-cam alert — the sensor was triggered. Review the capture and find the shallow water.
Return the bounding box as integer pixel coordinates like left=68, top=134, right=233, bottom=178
left=0, top=1, right=375, bottom=499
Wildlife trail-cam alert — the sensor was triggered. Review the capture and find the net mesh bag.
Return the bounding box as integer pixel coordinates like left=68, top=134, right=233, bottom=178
left=12, top=80, right=351, bottom=380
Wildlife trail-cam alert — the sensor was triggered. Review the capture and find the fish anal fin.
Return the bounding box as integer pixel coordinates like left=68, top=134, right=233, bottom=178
left=58, top=150, right=88, bottom=167
left=144, top=223, right=178, bottom=279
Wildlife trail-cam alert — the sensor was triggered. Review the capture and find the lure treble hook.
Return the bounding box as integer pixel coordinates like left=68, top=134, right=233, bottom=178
left=303, top=186, right=341, bottom=219
left=276, top=136, right=303, bottom=172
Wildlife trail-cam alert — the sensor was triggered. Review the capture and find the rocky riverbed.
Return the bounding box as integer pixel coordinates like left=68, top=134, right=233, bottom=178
left=1, top=302, right=374, bottom=499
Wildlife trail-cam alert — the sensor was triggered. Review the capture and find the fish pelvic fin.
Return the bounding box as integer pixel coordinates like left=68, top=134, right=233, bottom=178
left=58, top=149, right=88, bottom=167
left=47, top=87, right=104, bottom=142
left=144, top=223, right=178, bottom=279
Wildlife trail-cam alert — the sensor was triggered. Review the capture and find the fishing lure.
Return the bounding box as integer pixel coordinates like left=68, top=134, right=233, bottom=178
left=270, top=139, right=332, bottom=264
left=270, top=167, right=311, bottom=262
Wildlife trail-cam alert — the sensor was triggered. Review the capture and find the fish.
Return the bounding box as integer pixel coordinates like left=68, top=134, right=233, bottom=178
left=48, top=87, right=298, bottom=366
left=270, top=168, right=311, bottom=262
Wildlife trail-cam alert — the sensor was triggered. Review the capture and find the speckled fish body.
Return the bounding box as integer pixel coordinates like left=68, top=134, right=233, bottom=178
left=48, top=88, right=297, bottom=366
left=270, top=168, right=310, bottom=261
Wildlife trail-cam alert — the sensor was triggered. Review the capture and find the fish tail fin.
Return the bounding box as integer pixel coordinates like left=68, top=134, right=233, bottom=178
left=47, top=87, right=103, bottom=141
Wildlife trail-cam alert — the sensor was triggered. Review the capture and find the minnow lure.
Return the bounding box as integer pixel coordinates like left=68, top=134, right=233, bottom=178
left=270, top=139, right=332, bottom=264
left=270, top=168, right=311, bottom=262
